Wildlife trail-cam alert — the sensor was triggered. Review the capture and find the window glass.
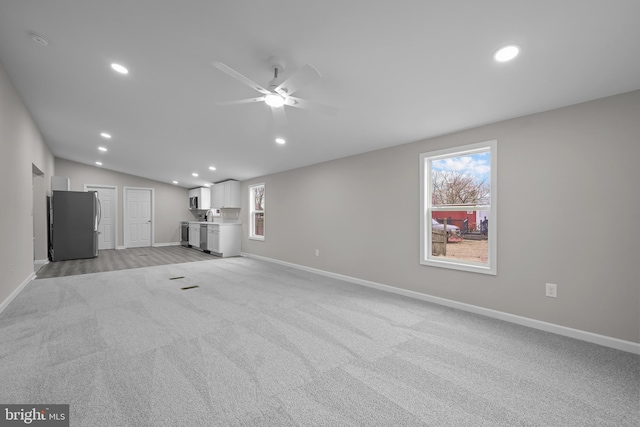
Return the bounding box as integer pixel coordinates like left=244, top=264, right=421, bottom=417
left=249, top=183, right=265, bottom=240
left=431, top=152, right=491, bottom=206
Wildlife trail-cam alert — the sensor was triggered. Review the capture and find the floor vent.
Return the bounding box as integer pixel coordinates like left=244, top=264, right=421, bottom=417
left=138, top=254, right=149, bottom=257
left=180, top=285, right=199, bottom=290
left=169, top=276, right=185, bottom=280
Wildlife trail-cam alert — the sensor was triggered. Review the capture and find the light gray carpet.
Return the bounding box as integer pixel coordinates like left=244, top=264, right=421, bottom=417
left=36, top=246, right=220, bottom=279
left=1, top=257, right=638, bottom=426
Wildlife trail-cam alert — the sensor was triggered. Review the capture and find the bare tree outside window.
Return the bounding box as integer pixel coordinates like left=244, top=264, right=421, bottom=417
left=432, top=170, right=490, bottom=205
left=253, top=185, right=265, bottom=211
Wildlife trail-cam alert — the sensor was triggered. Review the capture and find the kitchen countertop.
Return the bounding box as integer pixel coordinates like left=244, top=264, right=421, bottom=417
left=186, top=221, right=240, bottom=225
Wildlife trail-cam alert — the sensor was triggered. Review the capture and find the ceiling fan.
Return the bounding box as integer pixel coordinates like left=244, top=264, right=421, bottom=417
left=212, top=57, right=337, bottom=126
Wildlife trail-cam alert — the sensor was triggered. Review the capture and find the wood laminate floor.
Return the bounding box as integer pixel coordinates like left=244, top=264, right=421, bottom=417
left=36, top=245, right=221, bottom=279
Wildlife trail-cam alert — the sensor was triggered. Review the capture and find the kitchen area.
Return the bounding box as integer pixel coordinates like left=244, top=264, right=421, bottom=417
left=181, top=179, right=242, bottom=258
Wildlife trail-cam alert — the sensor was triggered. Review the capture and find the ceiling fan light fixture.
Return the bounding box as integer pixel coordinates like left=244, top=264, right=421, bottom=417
left=264, top=93, right=285, bottom=108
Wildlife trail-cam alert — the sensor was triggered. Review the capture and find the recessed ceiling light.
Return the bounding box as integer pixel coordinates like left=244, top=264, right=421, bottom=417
left=111, top=63, right=129, bottom=74
left=204, top=183, right=211, bottom=187
left=192, top=173, right=199, bottom=177
left=275, top=137, right=286, bottom=145
left=493, top=45, right=520, bottom=62
left=98, top=146, right=107, bottom=152
left=172, top=180, right=179, bottom=184
left=209, top=166, right=216, bottom=171
left=95, top=161, right=103, bottom=166
left=100, top=132, right=112, bottom=139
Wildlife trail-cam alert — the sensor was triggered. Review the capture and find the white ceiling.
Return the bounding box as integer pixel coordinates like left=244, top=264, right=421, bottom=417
left=1, top=1, right=639, bottom=189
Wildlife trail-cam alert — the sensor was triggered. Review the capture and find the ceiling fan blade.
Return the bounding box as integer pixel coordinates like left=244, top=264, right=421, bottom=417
left=271, top=106, right=287, bottom=128
left=212, top=62, right=271, bottom=95
left=284, top=96, right=338, bottom=116
left=274, top=64, right=321, bottom=97
left=217, top=97, right=265, bottom=106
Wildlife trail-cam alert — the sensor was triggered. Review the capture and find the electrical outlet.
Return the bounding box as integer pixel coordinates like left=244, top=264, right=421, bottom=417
left=315, top=249, right=320, bottom=257
left=545, top=283, right=558, bottom=298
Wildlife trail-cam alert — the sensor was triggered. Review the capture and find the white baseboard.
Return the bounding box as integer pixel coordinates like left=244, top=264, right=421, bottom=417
left=34, top=259, right=49, bottom=269
left=241, top=252, right=640, bottom=355
left=0, top=273, right=36, bottom=315
left=117, top=243, right=180, bottom=249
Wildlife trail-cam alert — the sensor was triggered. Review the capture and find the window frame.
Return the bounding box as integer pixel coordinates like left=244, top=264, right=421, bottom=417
left=420, top=140, right=497, bottom=275
left=248, top=183, right=265, bottom=241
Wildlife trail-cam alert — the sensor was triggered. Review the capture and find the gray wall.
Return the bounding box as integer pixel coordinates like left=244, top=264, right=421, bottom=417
left=0, top=60, right=54, bottom=304
left=55, top=158, right=192, bottom=246
left=242, top=90, right=640, bottom=344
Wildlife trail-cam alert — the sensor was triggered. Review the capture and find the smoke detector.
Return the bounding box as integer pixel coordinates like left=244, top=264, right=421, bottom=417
left=29, top=32, right=49, bottom=46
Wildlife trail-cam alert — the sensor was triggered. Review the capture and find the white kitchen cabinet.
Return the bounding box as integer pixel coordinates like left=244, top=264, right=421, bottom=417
left=210, top=185, right=220, bottom=208
left=206, top=224, right=220, bottom=253
left=207, top=223, right=241, bottom=257
left=211, top=180, right=241, bottom=208
left=188, top=222, right=201, bottom=248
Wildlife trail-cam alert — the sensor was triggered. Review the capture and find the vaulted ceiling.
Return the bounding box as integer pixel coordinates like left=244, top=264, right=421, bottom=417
left=1, top=0, right=639, bottom=188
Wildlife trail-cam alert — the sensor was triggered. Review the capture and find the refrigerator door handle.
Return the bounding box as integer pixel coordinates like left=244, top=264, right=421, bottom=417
left=97, top=196, right=102, bottom=227
left=94, top=192, right=99, bottom=257
left=93, top=192, right=99, bottom=232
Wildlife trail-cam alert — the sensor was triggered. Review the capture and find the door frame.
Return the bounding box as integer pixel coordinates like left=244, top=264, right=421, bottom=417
left=84, top=184, right=118, bottom=250
left=123, top=186, right=155, bottom=248
left=32, top=164, right=47, bottom=269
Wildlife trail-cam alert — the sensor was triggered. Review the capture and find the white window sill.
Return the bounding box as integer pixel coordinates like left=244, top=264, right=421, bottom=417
left=421, top=258, right=496, bottom=275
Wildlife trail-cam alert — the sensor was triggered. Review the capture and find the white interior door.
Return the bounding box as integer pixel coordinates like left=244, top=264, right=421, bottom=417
left=86, top=185, right=117, bottom=250
left=125, top=187, right=152, bottom=248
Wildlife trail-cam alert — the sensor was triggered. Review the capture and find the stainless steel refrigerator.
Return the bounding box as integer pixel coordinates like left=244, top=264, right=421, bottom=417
left=49, top=190, right=100, bottom=261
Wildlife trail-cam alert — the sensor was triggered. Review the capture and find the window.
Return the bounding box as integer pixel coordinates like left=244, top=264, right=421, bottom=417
left=420, top=140, right=497, bottom=275
left=249, top=183, right=265, bottom=240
